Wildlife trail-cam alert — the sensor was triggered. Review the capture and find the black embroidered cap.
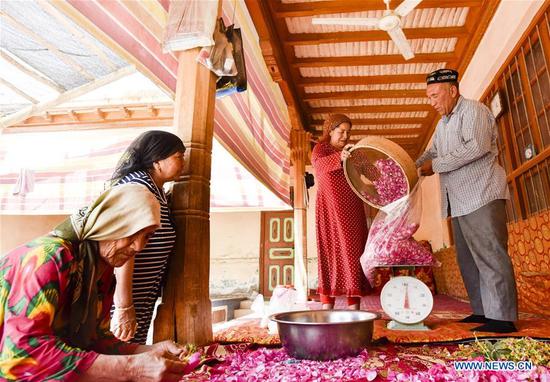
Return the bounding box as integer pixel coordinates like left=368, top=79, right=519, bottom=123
left=426, top=69, right=459, bottom=84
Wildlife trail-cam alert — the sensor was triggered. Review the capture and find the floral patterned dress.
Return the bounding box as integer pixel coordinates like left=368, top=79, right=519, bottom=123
left=312, top=142, right=371, bottom=298
left=0, top=236, right=137, bottom=381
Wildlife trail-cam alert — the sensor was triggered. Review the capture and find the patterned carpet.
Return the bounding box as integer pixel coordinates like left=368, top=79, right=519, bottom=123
left=213, top=295, right=550, bottom=345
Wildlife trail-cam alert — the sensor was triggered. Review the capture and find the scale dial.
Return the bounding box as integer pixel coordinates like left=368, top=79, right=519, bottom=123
left=380, top=276, right=433, bottom=325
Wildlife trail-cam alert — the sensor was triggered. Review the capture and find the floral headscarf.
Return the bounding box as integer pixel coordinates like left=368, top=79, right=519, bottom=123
left=319, top=114, right=352, bottom=143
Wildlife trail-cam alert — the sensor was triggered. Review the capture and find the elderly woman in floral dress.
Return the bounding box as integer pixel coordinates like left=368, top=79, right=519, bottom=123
left=0, top=183, right=187, bottom=381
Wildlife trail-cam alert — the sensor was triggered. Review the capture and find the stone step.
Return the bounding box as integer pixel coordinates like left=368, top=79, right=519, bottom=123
left=211, top=305, right=227, bottom=324
left=239, top=299, right=253, bottom=309
left=233, top=308, right=253, bottom=318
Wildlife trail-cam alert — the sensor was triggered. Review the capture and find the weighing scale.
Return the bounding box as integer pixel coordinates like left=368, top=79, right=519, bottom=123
left=379, top=267, right=433, bottom=331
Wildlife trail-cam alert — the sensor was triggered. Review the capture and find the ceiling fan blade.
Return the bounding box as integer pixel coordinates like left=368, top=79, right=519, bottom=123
left=312, top=17, right=379, bottom=27
left=394, top=0, right=422, bottom=17
left=387, top=27, right=414, bottom=60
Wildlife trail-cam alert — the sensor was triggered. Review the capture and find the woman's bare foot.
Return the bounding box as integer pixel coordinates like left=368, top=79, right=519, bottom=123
left=322, top=303, right=334, bottom=310
left=348, top=304, right=360, bottom=311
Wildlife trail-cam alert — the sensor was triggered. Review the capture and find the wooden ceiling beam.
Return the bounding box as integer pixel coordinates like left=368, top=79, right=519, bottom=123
left=0, top=77, right=39, bottom=104
left=69, top=110, right=79, bottom=122
left=311, top=128, right=422, bottom=135
left=303, top=89, right=426, bottom=101
left=292, top=52, right=455, bottom=67
left=6, top=118, right=173, bottom=133
left=273, top=0, right=482, bottom=18
left=37, top=1, right=118, bottom=71
left=299, top=74, right=426, bottom=86
left=309, top=117, right=427, bottom=125
left=309, top=104, right=432, bottom=113
left=8, top=103, right=173, bottom=131
left=286, top=27, right=468, bottom=45
left=1, top=66, right=135, bottom=128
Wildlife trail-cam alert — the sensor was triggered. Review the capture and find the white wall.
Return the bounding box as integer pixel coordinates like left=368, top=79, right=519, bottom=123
left=461, top=0, right=546, bottom=99
left=209, top=211, right=262, bottom=297
left=0, top=215, right=67, bottom=255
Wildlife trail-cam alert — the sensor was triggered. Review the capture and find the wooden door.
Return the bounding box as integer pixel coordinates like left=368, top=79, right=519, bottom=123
left=260, top=211, right=295, bottom=298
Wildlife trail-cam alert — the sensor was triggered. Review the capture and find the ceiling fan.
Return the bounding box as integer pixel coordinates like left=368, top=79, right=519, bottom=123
left=311, top=0, right=422, bottom=60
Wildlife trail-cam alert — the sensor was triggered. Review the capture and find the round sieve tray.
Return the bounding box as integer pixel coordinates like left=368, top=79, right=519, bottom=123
left=343, top=136, right=418, bottom=209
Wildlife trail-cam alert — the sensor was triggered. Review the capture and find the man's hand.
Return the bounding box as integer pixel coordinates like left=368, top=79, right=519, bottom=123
left=419, top=159, right=434, bottom=176
left=340, top=144, right=353, bottom=162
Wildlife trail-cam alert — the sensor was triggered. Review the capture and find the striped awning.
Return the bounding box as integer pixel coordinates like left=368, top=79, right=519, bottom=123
left=58, top=0, right=291, bottom=204
left=0, top=127, right=290, bottom=215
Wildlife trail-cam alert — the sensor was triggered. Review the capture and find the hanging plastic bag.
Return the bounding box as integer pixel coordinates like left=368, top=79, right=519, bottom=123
left=196, top=18, right=237, bottom=77
left=360, top=180, right=440, bottom=287
left=216, top=25, right=247, bottom=98
left=163, top=0, right=218, bottom=52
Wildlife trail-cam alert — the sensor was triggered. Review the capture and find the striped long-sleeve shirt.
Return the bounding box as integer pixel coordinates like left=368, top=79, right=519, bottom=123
left=416, top=96, right=509, bottom=218
left=114, top=170, right=176, bottom=344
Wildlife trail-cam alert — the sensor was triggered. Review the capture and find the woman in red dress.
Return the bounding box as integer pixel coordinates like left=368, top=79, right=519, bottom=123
left=312, top=114, right=370, bottom=310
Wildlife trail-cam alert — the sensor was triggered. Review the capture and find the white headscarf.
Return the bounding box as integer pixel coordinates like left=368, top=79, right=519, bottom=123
left=70, top=183, right=161, bottom=241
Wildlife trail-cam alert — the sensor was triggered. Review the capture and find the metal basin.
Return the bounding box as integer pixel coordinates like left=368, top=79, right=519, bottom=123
left=270, top=310, right=379, bottom=361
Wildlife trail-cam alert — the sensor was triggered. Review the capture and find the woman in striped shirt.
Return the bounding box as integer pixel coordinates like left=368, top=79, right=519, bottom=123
left=109, top=130, right=185, bottom=344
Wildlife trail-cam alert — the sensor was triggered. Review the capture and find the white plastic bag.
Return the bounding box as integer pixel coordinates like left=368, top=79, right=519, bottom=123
left=360, top=180, right=439, bottom=287
left=163, top=1, right=218, bottom=52
left=250, top=293, right=265, bottom=316
left=262, top=286, right=308, bottom=335
left=196, top=18, right=237, bottom=77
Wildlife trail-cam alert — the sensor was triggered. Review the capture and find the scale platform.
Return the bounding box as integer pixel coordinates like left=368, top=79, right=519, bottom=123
left=387, top=320, right=430, bottom=331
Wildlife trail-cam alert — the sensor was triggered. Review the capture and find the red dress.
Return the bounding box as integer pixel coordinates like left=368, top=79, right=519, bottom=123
left=312, top=142, right=370, bottom=297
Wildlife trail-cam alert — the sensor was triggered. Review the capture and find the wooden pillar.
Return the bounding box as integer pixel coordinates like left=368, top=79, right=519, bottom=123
left=290, top=123, right=312, bottom=302
left=153, top=45, right=217, bottom=345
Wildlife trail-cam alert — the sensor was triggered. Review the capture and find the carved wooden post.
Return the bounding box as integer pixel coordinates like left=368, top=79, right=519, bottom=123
left=153, top=44, right=217, bottom=345
left=290, top=108, right=311, bottom=302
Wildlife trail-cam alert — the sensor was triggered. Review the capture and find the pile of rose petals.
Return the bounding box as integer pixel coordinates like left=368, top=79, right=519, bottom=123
left=202, top=348, right=378, bottom=381
left=179, top=344, right=549, bottom=381
left=368, top=220, right=435, bottom=265
left=362, top=212, right=438, bottom=286
left=361, top=158, right=408, bottom=207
